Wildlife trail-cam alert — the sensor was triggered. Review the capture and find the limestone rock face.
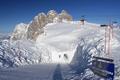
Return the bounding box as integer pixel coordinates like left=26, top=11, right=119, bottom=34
left=47, top=10, right=73, bottom=23
left=47, top=10, right=58, bottom=23
left=58, top=10, right=73, bottom=22
left=11, top=23, right=28, bottom=41
left=27, top=13, right=47, bottom=40
left=11, top=10, right=73, bottom=41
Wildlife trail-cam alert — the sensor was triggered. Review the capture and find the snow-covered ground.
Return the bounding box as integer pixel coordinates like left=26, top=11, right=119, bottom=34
left=0, top=64, right=57, bottom=80
left=35, top=21, right=120, bottom=65
left=36, top=22, right=102, bottom=63
left=0, top=21, right=120, bottom=79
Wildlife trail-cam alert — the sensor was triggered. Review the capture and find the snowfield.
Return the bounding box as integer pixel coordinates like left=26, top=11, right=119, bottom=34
left=0, top=21, right=120, bottom=79
left=36, top=22, right=102, bottom=63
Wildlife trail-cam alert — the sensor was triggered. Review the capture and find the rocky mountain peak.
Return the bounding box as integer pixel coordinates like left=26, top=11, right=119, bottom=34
left=11, top=10, right=73, bottom=41
left=47, top=10, right=58, bottom=23
left=58, top=10, right=73, bottom=21
left=61, top=10, right=68, bottom=14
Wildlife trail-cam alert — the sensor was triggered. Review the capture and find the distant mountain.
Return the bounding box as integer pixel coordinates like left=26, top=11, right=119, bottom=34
left=11, top=10, right=73, bottom=41
left=0, top=33, right=10, bottom=40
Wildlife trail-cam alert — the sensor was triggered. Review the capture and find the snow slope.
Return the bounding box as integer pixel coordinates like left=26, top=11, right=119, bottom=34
left=36, top=22, right=103, bottom=63
left=1, top=21, right=120, bottom=64
left=0, top=21, right=120, bottom=79
left=35, top=21, right=120, bottom=79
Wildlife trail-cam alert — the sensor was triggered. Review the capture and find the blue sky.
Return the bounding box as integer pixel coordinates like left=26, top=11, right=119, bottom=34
left=0, top=0, right=120, bottom=33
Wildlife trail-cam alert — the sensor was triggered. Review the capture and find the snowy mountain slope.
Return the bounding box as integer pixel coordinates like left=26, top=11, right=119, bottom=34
left=35, top=21, right=120, bottom=79
left=1, top=21, right=120, bottom=64
left=36, top=22, right=104, bottom=63
left=0, top=39, right=53, bottom=68
left=0, top=21, right=120, bottom=79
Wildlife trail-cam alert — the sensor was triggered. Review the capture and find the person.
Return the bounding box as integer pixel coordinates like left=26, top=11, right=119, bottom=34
left=59, top=55, right=61, bottom=58
left=64, top=54, right=68, bottom=60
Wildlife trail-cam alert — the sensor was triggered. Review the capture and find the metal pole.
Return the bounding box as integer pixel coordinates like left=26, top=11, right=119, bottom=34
left=108, top=26, right=111, bottom=56
left=105, top=27, right=107, bottom=54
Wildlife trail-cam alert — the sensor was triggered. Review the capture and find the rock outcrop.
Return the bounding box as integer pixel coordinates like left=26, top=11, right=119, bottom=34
left=11, top=10, right=73, bottom=41
left=27, top=13, right=47, bottom=40
left=47, top=10, right=58, bottom=23
left=58, top=10, right=73, bottom=22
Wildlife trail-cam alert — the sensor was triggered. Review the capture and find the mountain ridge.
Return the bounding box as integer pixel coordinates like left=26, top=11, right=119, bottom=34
left=11, top=10, right=73, bottom=41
